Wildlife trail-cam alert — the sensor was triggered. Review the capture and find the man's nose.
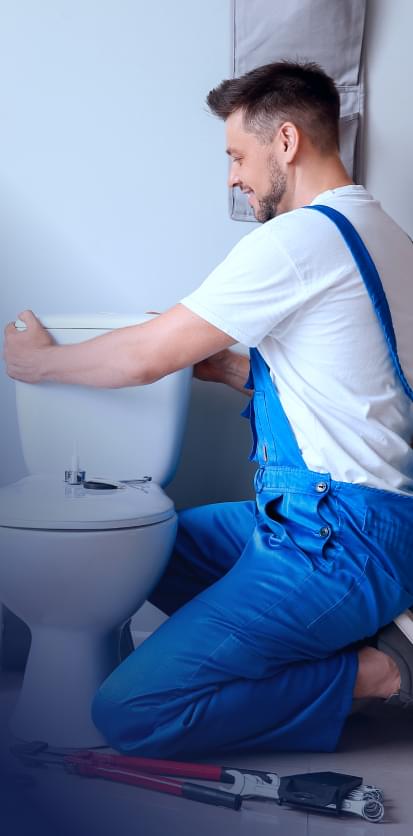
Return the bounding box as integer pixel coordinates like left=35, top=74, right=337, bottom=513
left=227, top=163, right=241, bottom=189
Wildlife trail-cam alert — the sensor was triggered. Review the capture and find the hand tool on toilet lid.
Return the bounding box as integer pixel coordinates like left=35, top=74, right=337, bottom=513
left=11, top=742, right=384, bottom=821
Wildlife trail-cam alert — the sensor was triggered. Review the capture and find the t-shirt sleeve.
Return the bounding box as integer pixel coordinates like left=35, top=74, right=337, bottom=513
left=180, top=223, right=306, bottom=346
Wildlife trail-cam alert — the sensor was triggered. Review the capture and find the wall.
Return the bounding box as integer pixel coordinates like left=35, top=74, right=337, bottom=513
left=362, top=0, right=413, bottom=234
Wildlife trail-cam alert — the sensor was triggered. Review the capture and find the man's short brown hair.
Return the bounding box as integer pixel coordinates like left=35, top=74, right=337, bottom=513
left=207, top=60, right=340, bottom=153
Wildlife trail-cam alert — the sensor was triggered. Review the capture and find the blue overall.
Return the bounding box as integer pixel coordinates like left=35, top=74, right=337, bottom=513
left=92, top=207, right=413, bottom=758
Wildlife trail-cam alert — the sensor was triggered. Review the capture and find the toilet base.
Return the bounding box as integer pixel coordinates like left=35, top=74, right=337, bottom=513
left=0, top=515, right=178, bottom=748
left=11, top=626, right=123, bottom=747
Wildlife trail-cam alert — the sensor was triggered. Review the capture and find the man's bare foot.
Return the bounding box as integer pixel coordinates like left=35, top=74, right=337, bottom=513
left=353, top=646, right=400, bottom=699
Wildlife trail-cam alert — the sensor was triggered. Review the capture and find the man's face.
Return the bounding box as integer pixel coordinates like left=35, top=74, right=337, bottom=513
left=225, top=110, right=287, bottom=223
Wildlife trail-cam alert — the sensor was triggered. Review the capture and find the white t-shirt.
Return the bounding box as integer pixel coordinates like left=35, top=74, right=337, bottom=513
left=181, top=186, right=413, bottom=494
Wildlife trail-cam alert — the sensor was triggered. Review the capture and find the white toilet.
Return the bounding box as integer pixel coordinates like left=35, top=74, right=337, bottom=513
left=0, top=314, right=192, bottom=747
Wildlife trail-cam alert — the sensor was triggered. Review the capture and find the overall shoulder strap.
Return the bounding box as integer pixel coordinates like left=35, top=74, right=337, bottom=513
left=307, top=204, right=413, bottom=402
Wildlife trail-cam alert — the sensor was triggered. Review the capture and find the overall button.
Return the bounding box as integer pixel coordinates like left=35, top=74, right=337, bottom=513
left=315, top=481, right=328, bottom=493
left=319, top=526, right=330, bottom=538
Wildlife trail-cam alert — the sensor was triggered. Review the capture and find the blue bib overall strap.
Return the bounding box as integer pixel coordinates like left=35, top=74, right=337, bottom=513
left=308, top=204, right=413, bottom=401
left=241, top=349, right=306, bottom=469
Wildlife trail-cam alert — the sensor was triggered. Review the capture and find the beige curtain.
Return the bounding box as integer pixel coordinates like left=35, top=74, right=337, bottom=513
left=230, top=0, right=366, bottom=221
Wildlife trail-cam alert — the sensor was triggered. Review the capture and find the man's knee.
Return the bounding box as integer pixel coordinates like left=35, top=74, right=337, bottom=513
left=91, top=664, right=219, bottom=758
left=91, top=679, right=158, bottom=753
left=91, top=654, right=196, bottom=756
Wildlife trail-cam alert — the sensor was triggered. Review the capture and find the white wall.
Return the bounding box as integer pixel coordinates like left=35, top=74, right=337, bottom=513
left=363, top=0, right=413, bottom=234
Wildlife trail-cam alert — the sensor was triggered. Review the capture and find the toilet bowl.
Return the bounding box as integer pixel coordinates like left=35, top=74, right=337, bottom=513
left=0, top=314, right=192, bottom=747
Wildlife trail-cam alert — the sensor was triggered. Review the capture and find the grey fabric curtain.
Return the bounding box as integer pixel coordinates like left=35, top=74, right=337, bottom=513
left=230, top=0, right=366, bottom=221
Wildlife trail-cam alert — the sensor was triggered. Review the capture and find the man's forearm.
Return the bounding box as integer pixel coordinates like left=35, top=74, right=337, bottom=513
left=38, top=326, right=152, bottom=388
left=40, top=339, right=253, bottom=393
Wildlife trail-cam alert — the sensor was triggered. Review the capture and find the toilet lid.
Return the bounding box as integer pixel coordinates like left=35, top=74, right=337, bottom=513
left=0, top=475, right=175, bottom=530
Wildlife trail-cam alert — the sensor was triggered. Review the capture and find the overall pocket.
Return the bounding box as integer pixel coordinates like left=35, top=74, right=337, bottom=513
left=305, top=555, right=412, bottom=654
left=362, top=505, right=413, bottom=598
left=256, top=490, right=316, bottom=574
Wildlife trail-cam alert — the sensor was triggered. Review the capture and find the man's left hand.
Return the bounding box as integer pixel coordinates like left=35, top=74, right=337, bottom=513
left=3, top=310, right=55, bottom=383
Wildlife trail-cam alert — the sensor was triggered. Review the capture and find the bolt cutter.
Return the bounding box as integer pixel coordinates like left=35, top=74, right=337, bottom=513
left=11, top=741, right=384, bottom=822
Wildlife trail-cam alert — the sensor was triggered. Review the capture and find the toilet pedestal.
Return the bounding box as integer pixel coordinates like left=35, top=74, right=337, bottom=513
left=11, top=627, right=123, bottom=747
left=0, top=511, right=177, bottom=749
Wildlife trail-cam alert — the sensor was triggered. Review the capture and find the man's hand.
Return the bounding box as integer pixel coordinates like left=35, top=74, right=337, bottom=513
left=194, top=349, right=234, bottom=383
left=194, top=348, right=252, bottom=395
left=3, top=310, right=55, bottom=383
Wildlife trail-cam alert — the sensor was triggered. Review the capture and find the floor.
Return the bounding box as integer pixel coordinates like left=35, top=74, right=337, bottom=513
left=1, top=669, right=413, bottom=836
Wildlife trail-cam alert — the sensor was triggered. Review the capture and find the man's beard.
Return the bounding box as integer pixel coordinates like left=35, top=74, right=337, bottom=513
left=255, top=155, right=287, bottom=223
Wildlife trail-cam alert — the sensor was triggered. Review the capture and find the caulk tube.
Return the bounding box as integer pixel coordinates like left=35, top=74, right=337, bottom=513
left=65, top=441, right=86, bottom=484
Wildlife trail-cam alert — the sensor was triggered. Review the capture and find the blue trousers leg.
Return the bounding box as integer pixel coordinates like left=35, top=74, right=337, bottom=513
left=92, top=500, right=358, bottom=757
left=148, top=500, right=257, bottom=615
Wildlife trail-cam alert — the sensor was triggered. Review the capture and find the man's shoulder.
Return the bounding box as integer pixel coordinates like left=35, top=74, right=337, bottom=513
left=228, top=185, right=401, bottom=271
left=239, top=205, right=322, bottom=249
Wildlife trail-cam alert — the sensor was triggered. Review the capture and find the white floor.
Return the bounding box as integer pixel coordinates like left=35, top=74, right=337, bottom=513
left=1, top=669, right=413, bottom=836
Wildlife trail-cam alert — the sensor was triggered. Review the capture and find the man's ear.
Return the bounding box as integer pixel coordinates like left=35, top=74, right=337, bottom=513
left=277, top=122, right=300, bottom=162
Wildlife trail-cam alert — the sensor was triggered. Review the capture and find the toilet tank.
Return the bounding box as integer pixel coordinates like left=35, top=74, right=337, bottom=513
left=15, top=314, right=193, bottom=486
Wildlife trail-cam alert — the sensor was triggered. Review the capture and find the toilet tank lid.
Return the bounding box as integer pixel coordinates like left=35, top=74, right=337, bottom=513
left=15, top=313, right=158, bottom=331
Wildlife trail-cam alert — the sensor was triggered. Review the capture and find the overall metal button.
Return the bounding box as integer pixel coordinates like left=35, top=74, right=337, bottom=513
left=315, top=481, right=328, bottom=493
left=319, top=526, right=330, bottom=538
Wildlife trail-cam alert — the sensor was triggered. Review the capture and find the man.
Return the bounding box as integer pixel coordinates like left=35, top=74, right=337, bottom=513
left=4, top=61, right=413, bottom=758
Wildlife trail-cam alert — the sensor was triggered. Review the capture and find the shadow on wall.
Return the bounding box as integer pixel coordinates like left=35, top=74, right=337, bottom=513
left=168, top=377, right=256, bottom=510
left=0, top=377, right=27, bottom=488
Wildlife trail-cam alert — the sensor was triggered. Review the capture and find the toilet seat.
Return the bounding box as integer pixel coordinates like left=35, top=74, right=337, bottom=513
left=0, top=474, right=175, bottom=530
